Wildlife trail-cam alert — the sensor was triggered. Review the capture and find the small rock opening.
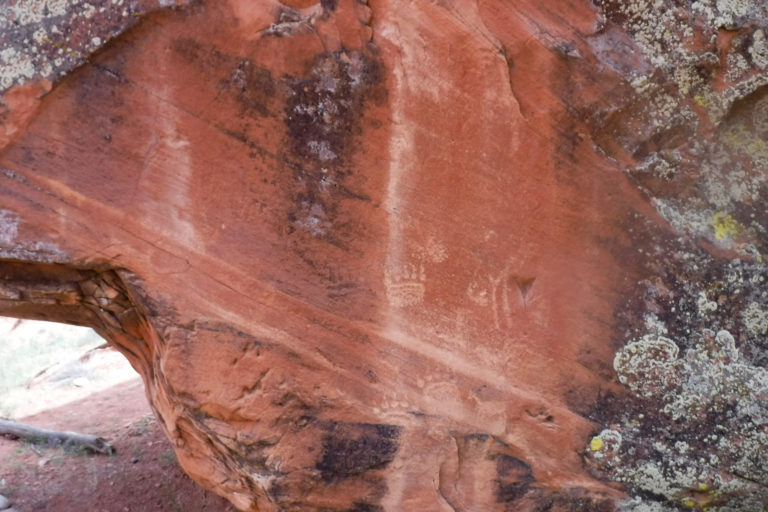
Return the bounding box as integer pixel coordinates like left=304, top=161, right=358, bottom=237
left=0, top=317, right=132, bottom=420
left=0, top=259, right=236, bottom=511
left=0, top=259, right=157, bottom=376
left=0, top=258, right=161, bottom=426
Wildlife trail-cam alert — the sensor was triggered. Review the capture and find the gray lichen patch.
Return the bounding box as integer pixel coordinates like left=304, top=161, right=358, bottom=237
left=589, top=0, right=768, bottom=258
left=283, top=49, right=383, bottom=240
left=628, top=85, right=768, bottom=258
left=586, top=7, right=768, bottom=503
left=0, top=212, right=66, bottom=263
left=0, top=0, right=191, bottom=94
left=0, top=208, right=19, bottom=244
left=617, top=236, right=768, bottom=369
left=262, top=6, right=319, bottom=38
left=588, top=209, right=768, bottom=510
left=613, top=335, right=680, bottom=399
left=593, top=0, right=768, bottom=125
left=589, top=328, right=768, bottom=510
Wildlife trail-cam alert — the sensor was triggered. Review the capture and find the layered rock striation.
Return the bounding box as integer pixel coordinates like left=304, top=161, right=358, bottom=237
left=2, top=0, right=768, bottom=510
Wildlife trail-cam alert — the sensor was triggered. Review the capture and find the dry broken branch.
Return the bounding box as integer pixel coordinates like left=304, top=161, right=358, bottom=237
left=0, top=419, right=113, bottom=455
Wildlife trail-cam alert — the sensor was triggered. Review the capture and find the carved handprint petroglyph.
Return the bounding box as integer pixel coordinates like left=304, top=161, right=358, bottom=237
left=385, top=262, right=426, bottom=307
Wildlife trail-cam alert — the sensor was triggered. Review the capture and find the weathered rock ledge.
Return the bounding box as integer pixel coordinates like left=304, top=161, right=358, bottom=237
left=2, top=0, right=768, bottom=510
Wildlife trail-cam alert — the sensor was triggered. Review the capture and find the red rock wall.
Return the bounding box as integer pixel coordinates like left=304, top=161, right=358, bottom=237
left=2, top=0, right=768, bottom=510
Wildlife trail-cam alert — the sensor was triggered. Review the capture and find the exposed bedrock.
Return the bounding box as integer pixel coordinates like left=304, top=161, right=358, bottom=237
left=2, top=0, right=768, bottom=510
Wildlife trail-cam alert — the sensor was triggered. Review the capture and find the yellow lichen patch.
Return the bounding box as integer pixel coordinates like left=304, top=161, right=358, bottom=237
left=698, top=482, right=708, bottom=491
left=722, top=124, right=768, bottom=160
left=693, top=94, right=709, bottom=108
left=681, top=497, right=696, bottom=508
left=746, top=138, right=768, bottom=156
left=590, top=437, right=603, bottom=451
left=711, top=212, right=742, bottom=240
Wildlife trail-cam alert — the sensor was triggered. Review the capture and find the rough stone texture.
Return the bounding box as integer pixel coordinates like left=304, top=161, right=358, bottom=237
left=2, top=0, right=768, bottom=510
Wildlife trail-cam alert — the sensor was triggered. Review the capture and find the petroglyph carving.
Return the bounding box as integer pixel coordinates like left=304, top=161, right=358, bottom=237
left=385, top=262, right=426, bottom=307
left=414, top=236, right=448, bottom=264
left=467, top=261, right=536, bottom=330
left=384, top=237, right=447, bottom=308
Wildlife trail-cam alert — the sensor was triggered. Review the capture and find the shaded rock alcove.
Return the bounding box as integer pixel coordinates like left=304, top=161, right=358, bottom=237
left=3, top=0, right=768, bottom=510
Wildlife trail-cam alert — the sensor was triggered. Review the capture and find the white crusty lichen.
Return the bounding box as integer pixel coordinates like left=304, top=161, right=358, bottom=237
left=0, top=0, right=161, bottom=94
left=652, top=198, right=716, bottom=243
left=5, top=0, right=68, bottom=26
left=596, top=0, right=768, bottom=118
left=593, top=0, right=768, bottom=260
left=619, top=499, right=669, bottom=512
left=0, top=209, right=19, bottom=244
left=696, top=291, right=718, bottom=315
left=742, top=301, right=768, bottom=335
left=749, top=29, right=768, bottom=69
left=693, top=0, right=768, bottom=30
left=0, top=193, right=67, bottom=262
left=0, top=47, right=37, bottom=90
left=591, top=3, right=768, bottom=507
left=1, top=0, right=87, bottom=91
left=634, top=153, right=676, bottom=181
left=596, top=328, right=768, bottom=510
left=643, top=313, right=668, bottom=335
left=637, top=118, right=768, bottom=256
left=589, top=428, right=623, bottom=469
left=614, top=334, right=680, bottom=398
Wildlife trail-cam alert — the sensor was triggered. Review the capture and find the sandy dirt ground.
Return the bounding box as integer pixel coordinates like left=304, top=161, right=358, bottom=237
left=0, top=344, right=236, bottom=512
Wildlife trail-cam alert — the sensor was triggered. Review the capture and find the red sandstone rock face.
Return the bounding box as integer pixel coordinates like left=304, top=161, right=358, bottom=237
left=2, top=0, right=768, bottom=510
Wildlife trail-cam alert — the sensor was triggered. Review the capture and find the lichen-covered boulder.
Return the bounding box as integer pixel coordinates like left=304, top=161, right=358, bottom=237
left=2, top=0, right=768, bottom=510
